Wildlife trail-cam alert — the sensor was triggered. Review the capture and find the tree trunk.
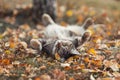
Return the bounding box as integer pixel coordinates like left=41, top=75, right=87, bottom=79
left=0, top=0, right=57, bottom=25
left=32, top=0, right=57, bottom=24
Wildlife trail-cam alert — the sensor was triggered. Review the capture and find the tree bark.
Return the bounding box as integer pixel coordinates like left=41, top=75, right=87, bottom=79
left=32, top=0, right=57, bottom=23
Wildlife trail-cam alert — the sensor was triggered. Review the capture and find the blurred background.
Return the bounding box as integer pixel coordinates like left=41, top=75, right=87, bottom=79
left=0, top=0, right=120, bottom=39
left=0, top=1, right=120, bottom=80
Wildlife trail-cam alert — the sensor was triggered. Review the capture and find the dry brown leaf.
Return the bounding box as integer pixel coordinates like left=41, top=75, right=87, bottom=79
left=55, top=53, right=61, bottom=60
left=39, top=66, right=46, bottom=70
left=40, top=75, right=51, bottom=80
left=0, top=59, right=10, bottom=65
left=69, top=77, right=75, bottom=80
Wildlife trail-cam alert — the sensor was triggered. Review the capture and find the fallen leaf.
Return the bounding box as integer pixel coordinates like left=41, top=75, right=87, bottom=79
left=55, top=53, right=61, bottom=60
left=1, top=59, right=10, bottom=65
left=40, top=74, right=51, bottom=80
left=5, top=50, right=11, bottom=54
left=69, top=77, right=75, bottom=80
left=66, top=10, right=73, bottom=17
left=39, top=65, right=46, bottom=70
left=87, top=48, right=97, bottom=55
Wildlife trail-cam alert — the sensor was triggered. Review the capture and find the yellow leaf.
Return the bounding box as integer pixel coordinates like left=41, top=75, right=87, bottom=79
left=0, top=34, right=3, bottom=39
left=66, top=10, right=73, bottom=17
left=87, top=48, right=96, bottom=55
left=5, top=50, right=11, bottom=54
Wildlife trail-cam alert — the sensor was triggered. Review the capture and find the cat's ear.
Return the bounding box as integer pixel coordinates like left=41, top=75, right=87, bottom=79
left=83, top=18, right=94, bottom=30
left=77, top=30, right=91, bottom=48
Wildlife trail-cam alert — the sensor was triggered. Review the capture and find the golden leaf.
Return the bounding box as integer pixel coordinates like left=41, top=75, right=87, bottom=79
left=0, top=34, right=3, bottom=39
left=87, top=48, right=96, bottom=55
left=66, top=10, right=73, bottom=17
left=5, top=50, right=11, bottom=54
